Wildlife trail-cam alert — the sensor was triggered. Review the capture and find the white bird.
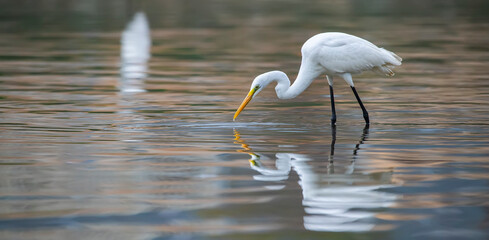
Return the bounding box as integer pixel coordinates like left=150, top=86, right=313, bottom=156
left=233, top=32, right=402, bottom=125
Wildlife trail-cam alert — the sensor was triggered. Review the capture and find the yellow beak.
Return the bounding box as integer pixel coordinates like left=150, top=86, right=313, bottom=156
left=233, top=88, right=256, bottom=121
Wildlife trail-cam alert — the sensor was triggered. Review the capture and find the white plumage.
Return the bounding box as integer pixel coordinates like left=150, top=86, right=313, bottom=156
left=309, top=32, right=402, bottom=76
left=234, top=32, right=402, bottom=126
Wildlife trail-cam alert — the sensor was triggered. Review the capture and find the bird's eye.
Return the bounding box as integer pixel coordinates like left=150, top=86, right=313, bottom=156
left=254, top=86, right=260, bottom=90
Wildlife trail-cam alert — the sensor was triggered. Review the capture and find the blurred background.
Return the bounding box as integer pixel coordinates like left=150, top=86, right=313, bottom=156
left=1, top=0, right=488, bottom=31
left=0, top=1, right=488, bottom=240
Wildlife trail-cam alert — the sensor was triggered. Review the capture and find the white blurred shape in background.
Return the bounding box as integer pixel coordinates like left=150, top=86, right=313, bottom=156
left=120, top=12, right=151, bottom=93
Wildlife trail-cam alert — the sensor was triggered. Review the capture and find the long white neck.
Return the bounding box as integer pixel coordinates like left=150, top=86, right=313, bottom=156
left=269, top=60, right=323, bottom=99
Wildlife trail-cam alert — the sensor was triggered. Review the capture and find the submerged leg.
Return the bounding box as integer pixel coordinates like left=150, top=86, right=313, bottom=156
left=351, top=86, right=370, bottom=125
left=353, top=125, right=370, bottom=156
left=328, top=124, right=336, bottom=174
left=327, top=75, right=336, bottom=125
left=348, top=126, right=370, bottom=174
left=341, top=73, right=369, bottom=125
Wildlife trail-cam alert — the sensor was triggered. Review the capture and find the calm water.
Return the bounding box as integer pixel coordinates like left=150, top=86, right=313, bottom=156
left=1, top=1, right=489, bottom=239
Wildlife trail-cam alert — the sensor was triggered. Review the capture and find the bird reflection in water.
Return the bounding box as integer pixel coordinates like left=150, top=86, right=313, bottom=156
left=234, top=127, right=398, bottom=232
left=119, top=11, right=151, bottom=93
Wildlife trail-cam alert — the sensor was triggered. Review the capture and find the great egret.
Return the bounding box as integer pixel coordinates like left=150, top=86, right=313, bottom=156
left=233, top=32, right=402, bottom=125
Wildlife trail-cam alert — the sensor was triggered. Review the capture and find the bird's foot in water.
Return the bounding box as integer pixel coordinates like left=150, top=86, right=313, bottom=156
left=363, top=114, right=370, bottom=129
left=330, top=116, right=337, bottom=126
left=363, top=113, right=370, bottom=126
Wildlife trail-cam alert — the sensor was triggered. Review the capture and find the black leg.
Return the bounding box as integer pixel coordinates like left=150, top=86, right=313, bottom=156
left=351, top=86, right=370, bottom=125
left=329, top=85, right=337, bottom=125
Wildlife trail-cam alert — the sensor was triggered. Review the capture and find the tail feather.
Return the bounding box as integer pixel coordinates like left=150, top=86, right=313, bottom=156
left=389, top=51, right=402, bottom=65
left=373, top=65, right=395, bottom=76
left=376, top=49, right=402, bottom=76
left=381, top=48, right=402, bottom=66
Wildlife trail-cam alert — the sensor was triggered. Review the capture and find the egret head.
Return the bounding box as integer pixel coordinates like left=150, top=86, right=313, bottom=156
left=233, top=73, right=274, bottom=121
